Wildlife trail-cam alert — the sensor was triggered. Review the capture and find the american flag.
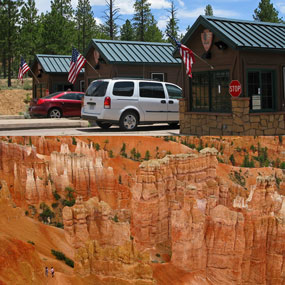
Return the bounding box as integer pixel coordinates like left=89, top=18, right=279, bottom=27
left=18, top=57, right=30, bottom=82
left=68, top=47, right=86, bottom=85
left=179, top=44, right=195, bottom=78
left=167, top=34, right=195, bottom=78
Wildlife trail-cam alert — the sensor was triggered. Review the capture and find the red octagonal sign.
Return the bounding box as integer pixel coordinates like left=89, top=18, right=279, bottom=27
left=229, top=80, right=242, bottom=97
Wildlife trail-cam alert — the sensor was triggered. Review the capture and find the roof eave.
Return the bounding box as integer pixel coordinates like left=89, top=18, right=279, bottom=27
left=107, top=61, right=181, bottom=66
left=237, top=46, right=285, bottom=53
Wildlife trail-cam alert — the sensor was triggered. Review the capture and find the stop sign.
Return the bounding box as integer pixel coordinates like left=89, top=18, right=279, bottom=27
left=229, top=80, right=242, bottom=97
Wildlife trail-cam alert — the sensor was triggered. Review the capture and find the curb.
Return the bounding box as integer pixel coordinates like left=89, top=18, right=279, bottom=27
left=0, top=118, right=89, bottom=130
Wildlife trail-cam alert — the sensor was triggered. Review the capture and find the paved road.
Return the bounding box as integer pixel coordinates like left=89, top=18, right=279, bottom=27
left=0, top=124, right=180, bottom=136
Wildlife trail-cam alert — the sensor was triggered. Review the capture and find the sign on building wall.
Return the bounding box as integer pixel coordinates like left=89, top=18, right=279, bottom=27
left=252, top=95, right=261, bottom=110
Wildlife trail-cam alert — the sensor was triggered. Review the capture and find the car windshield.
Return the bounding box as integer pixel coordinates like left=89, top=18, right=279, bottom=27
left=85, top=81, right=109, bottom=97
left=43, top=92, right=62, bottom=99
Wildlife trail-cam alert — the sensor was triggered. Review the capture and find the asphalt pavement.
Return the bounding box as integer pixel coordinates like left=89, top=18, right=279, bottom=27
left=0, top=116, right=180, bottom=136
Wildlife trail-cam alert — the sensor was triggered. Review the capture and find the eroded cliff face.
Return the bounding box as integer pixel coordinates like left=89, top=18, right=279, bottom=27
left=131, top=150, right=285, bottom=285
left=63, top=196, right=155, bottom=284
left=0, top=139, right=130, bottom=209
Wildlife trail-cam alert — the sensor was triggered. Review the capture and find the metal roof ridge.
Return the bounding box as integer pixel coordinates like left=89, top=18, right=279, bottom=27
left=204, top=15, right=285, bottom=27
left=36, top=54, right=71, bottom=57
left=91, top=39, right=174, bottom=46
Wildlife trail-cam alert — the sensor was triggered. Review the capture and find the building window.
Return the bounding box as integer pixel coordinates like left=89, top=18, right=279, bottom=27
left=247, top=69, right=275, bottom=111
left=151, top=73, right=164, bottom=81
left=190, top=70, right=231, bottom=112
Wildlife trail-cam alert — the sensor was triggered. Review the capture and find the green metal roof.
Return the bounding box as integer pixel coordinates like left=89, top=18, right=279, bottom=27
left=36, top=54, right=85, bottom=73
left=88, top=39, right=181, bottom=65
left=182, top=15, right=285, bottom=51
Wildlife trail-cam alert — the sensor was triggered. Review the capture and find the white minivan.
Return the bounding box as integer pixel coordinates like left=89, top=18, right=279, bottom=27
left=81, top=78, right=182, bottom=131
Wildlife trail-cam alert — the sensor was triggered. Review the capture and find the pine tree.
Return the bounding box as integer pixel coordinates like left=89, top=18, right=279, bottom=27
left=0, top=3, right=7, bottom=78
left=205, top=4, right=213, bottom=16
left=120, top=19, right=135, bottom=41
left=40, top=0, right=76, bottom=54
left=253, top=0, right=283, bottom=23
left=145, top=16, right=163, bottom=42
left=2, top=0, right=22, bottom=87
left=19, top=0, right=40, bottom=67
left=104, top=0, right=120, bottom=40
left=133, top=0, right=152, bottom=41
left=165, top=1, right=179, bottom=43
left=76, top=0, right=96, bottom=53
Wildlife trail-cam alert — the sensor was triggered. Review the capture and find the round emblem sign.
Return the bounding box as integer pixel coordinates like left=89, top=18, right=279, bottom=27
left=229, top=80, right=242, bottom=97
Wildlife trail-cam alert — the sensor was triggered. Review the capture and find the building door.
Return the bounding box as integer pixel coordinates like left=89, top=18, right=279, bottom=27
left=248, top=70, right=275, bottom=111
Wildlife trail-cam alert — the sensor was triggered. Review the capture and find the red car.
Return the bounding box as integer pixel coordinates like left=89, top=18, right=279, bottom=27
left=29, top=91, right=84, bottom=118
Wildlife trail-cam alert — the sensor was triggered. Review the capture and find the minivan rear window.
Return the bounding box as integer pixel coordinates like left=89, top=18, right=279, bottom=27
left=86, top=81, right=109, bottom=97
left=139, top=82, right=165, bottom=98
left=113, top=82, right=134, bottom=97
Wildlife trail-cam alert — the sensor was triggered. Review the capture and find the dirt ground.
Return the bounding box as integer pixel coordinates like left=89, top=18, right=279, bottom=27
left=0, top=79, right=32, bottom=115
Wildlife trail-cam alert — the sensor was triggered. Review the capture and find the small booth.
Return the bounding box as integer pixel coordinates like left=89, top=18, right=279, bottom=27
left=84, top=39, right=182, bottom=87
left=31, top=54, right=84, bottom=99
left=178, top=15, right=285, bottom=135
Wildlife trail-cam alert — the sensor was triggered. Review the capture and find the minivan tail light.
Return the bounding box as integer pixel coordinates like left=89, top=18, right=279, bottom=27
left=104, top=96, right=111, bottom=109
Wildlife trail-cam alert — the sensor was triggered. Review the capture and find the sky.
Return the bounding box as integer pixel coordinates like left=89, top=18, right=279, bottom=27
left=35, top=0, right=285, bottom=36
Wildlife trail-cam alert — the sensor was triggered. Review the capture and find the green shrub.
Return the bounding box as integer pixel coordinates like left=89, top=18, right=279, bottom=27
left=51, top=249, right=74, bottom=267
left=52, top=203, right=59, bottom=209
left=144, top=150, right=150, bottom=160
left=53, top=191, right=61, bottom=201
left=229, top=154, right=235, bottom=166
left=250, top=145, right=256, bottom=153
left=62, top=199, right=75, bottom=207
left=108, top=150, right=114, bottom=158
left=95, top=143, right=100, bottom=150
left=280, top=162, right=285, bottom=169
left=155, top=253, right=161, bottom=257
left=23, top=81, right=32, bottom=90
left=118, top=175, right=122, bottom=184
left=253, top=144, right=270, bottom=167
left=27, top=240, right=35, bottom=245
left=51, top=249, right=66, bottom=260
left=217, top=156, right=224, bottom=163
left=72, top=137, right=77, bottom=145
left=241, top=154, right=255, bottom=168
left=112, top=215, right=119, bottom=223
left=65, top=258, right=74, bottom=268
left=39, top=204, right=54, bottom=223
left=229, top=170, right=246, bottom=187
left=55, top=222, right=64, bottom=229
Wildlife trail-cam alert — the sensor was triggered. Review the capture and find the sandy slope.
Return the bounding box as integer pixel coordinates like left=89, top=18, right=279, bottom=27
left=0, top=89, right=31, bottom=115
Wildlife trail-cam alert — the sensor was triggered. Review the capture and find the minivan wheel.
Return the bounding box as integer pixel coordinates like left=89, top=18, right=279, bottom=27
left=119, top=111, right=138, bottom=131
left=97, top=121, right=112, bottom=129
left=48, top=108, right=62, bottom=118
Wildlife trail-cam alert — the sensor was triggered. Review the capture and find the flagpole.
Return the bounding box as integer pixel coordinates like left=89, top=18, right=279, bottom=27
left=29, top=69, right=40, bottom=84
left=86, top=60, right=101, bottom=78
left=167, top=33, right=214, bottom=70
left=191, top=50, right=214, bottom=70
